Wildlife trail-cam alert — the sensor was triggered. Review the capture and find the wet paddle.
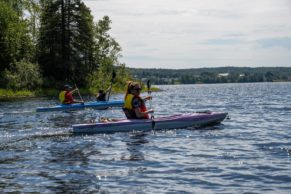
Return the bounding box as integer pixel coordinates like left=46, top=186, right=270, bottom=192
left=106, top=70, right=116, bottom=101
left=147, top=80, right=155, bottom=129
left=147, top=80, right=155, bottom=125
left=74, top=84, right=84, bottom=103
left=147, top=80, right=152, bottom=111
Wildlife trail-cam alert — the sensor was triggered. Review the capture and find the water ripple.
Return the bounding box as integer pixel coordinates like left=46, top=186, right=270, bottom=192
left=1, top=83, right=291, bottom=193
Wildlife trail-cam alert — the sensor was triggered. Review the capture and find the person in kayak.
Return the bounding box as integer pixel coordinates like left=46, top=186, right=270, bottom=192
left=59, top=85, right=84, bottom=104
left=96, top=89, right=106, bottom=101
left=123, top=81, right=153, bottom=119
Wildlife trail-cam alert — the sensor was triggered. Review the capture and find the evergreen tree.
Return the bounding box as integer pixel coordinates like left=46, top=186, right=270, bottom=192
left=1, top=0, right=129, bottom=91
left=38, top=0, right=94, bottom=87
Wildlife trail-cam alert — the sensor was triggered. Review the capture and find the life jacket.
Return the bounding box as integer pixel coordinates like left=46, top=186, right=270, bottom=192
left=124, top=94, right=134, bottom=110
left=64, top=91, right=74, bottom=104
left=59, top=91, right=66, bottom=103
left=59, top=90, right=73, bottom=104
left=96, top=93, right=106, bottom=101
left=123, top=94, right=149, bottom=119
left=140, top=101, right=148, bottom=116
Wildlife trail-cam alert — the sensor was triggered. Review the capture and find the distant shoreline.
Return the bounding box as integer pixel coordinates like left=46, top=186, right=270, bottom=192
left=1, top=82, right=289, bottom=101
left=129, top=66, right=291, bottom=85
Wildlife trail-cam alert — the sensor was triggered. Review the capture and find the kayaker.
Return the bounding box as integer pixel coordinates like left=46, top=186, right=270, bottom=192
left=96, top=89, right=107, bottom=101
left=59, top=84, right=84, bottom=104
left=123, top=81, right=154, bottom=119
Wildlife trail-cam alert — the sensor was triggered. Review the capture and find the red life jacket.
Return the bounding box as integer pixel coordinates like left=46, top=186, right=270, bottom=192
left=123, top=94, right=149, bottom=119
left=140, top=101, right=149, bottom=119
left=64, top=91, right=74, bottom=104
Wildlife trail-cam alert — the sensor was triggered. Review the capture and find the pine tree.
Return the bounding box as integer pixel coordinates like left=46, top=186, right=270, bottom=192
left=38, top=0, right=94, bottom=87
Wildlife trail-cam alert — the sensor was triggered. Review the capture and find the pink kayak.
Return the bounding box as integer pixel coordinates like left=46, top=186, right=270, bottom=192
left=72, top=111, right=228, bottom=134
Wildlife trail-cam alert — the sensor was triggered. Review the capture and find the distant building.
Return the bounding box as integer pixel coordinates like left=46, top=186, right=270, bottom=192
left=217, top=73, right=229, bottom=77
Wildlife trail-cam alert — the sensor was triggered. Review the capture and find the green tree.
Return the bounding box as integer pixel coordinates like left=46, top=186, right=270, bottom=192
left=87, top=16, right=129, bottom=93
left=265, top=71, right=274, bottom=82
left=2, top=60, right=42, bottom=90
left=0, top=1, right=33, bottom=71
left=0, top=0, right=36, bottom=89
left=38, top=0, right=94, bottom=87
left=93, top=16, right=122, bottom=70
left=228, top=72, right=239, bottom=83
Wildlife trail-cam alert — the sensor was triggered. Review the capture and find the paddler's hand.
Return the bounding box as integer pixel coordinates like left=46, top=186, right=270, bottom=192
left=144, top=96, right=152, bottom=101
left=72, top=88, right=78, bottom=93
left=147, top=109, right=154, bottom=114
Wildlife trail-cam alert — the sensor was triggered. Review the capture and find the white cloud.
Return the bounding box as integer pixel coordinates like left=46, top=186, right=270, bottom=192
left=84, top=0, right=291, bottom=68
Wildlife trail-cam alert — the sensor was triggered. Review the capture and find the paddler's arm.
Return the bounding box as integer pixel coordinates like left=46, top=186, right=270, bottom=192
left=142, top=96, right=152, bottom=102
left=134, top=108, right=154, bottom=118
left=70, top=88, right=79, bottom=93
left=71, top=87, right=84, bottom=103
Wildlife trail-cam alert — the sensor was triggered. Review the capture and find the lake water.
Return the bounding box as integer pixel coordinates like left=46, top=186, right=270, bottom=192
left=1, top=83, right=291, bottom=193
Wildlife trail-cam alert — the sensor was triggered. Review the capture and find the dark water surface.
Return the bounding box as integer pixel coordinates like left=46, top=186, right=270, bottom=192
left=1, top=83, right=291, bottom=193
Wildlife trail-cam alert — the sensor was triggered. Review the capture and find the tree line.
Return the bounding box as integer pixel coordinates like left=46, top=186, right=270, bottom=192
left=1, top=0, right=290, bottom=95
left=0, top=0, right=130, bottom=93
left=129, top=67, right=291, bottom=85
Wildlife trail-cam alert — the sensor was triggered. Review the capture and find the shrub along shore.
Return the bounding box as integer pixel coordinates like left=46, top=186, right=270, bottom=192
left=0, top=86, right=159, bottom=101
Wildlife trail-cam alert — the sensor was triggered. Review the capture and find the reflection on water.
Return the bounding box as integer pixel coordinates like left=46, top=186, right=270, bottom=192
left=43, top=140, right=101, bottom=193
left=121, top=132, right=149, bottom=161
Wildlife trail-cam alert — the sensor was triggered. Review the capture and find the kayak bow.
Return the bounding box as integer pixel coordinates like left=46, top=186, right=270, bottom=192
left=72, top=111, right=228, bottom=134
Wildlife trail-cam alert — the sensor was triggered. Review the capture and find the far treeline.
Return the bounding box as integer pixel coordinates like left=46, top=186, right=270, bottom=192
left=0, top=0, right=131, bottom=96
left=129, top=67, right=291, bottom=85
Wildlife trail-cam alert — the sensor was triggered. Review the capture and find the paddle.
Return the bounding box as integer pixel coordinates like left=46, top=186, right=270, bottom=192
left=74, top=84, right=84, bottom=103
left=106, top=70, right=116, bottom=101
left=147, top=80, right=155, bottom=129
left=147, top=80, right=153, bottom=112
left=147, top=80, right=155, bottom=117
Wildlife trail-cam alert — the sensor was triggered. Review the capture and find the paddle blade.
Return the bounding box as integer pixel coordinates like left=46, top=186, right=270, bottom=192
left=147, top=80, right=151, bottom=90
left=111, top=70, right=116, bottom=82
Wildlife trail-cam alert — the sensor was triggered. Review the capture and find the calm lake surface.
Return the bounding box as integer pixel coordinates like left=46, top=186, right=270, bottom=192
left=1, top=83, right=291, bottom=193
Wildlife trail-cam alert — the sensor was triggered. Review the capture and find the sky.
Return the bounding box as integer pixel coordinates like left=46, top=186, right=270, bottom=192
left=84, top=0, right=291, bottom=69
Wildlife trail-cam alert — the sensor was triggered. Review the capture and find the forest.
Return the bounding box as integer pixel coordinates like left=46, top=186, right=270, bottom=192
left=129, top=67, right=291, bottom=85
left=1, top=0, right=290, bottom=99
left=0, top=0, right=130, bottom=96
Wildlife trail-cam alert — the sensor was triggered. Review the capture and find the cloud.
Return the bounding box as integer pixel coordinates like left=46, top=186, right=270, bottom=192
left=206, top=38, right=245, bottom=45
left=84, top=0, right=291, bottom=68
left=257, top=37, right=291, bottom=50
left=197, top=9, right=243, bottom=19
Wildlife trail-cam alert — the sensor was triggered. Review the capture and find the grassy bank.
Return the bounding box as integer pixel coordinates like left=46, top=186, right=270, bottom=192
left=0, top=86, right=160, bottom=101
left=0, top=89, right=35, bottom=101
left=0, top=88, right=90, bottom=101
